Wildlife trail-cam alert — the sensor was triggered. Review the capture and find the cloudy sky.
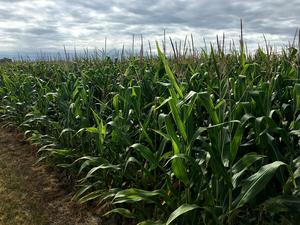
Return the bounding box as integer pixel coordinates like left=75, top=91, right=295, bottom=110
left=0, top=0, right=299, bottom=56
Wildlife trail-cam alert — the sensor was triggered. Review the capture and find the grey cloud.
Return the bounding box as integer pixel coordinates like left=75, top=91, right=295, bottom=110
left=0, top=0, right=299, bottom=54
left=26, top=27, right=59, bottom=36
left=0, top=8, right=33, bottom=22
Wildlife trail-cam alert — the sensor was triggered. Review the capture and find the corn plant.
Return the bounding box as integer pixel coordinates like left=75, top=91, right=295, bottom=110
left=0, top=38, right=300, bottom=225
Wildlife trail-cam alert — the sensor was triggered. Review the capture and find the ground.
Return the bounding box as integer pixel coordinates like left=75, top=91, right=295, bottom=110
left=0, top=125, right=102, bottom=225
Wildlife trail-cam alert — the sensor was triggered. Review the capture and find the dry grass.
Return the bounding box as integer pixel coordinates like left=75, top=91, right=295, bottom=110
left=0, top=126, right=101, bottom=225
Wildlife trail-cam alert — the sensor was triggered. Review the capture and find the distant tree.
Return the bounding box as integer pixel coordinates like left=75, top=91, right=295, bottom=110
left=0, top=58, right=12, bottom=63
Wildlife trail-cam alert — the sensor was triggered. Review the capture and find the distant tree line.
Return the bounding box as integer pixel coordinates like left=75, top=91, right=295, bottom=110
left=0, top=58, right=12, bottom=63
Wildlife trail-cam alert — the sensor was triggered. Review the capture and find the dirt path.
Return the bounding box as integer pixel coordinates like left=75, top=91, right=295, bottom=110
left=0, top=126, right=101, bottom=225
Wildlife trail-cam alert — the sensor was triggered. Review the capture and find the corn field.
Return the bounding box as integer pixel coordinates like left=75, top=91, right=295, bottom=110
left=0, top=41, right=300, bottom=225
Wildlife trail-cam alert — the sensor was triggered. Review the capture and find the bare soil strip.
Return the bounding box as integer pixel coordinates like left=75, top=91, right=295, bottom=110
left=0, top=126, right=101, bottom=225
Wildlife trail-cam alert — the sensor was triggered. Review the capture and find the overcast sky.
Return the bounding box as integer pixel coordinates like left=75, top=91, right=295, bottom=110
left=0, top=0, right=299, bottom=56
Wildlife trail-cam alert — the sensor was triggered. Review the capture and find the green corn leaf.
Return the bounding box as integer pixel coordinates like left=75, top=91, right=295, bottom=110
left=290, top=130, right=300, bottom=136
left=199, top=92, right=219, bottom=125
left=125, top=156, right=142, bottom=171
left=78, top=190, right=103, bottom=203
left=165, top=116, right=181, bottom=154
left=138, top=221, right=165, bottom=225
left=138, top=121, right=155, bottom=150
left=181, top=91, right=198, bottom=123
left=103, top=208, right=135, bottom=218
left=230, top=125, right=243, bottom=163
left=47, top=148, right=72, bottom=156
left=231, top=153, right=265, bottom=188
left=154, top=97, right=172, bottom=111
left=234, top=161, right=287, bottom=208
left=166, top=204, right=200, bottom=225
left=130, top=143, right=160, bottom=170
left=73, top=181, right=102, bottom=200
left=156, top=42, right=183, bottom=98
left=59, top=128, right=74, bottom=137
left=172, top=157, right=189, bottom=186
left=2, top=74, right=14, bottom=90
left=75, top=156, right=104, bottom=174
left=85, top=127, right=98, bottom=133
left=113, top=188, right=163, bottom=204
left=264, top=195, right=300, bottom=213
left=168, top=97, right=187, bottom=142
left=293, top=83, right=300, bottom=112
left=152, top=129, right=170, bottom=141
left=85, top=163, right=121, bottom=179
left=112, top=94, right=119, bottom=110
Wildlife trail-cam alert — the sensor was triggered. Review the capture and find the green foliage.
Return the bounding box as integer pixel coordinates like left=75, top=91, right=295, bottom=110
left=0, top=43, right=300, bottom=224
